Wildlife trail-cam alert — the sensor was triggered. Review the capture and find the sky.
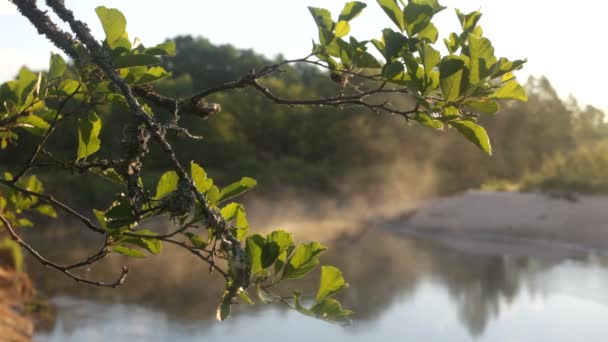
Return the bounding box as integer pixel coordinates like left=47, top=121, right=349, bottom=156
left=0, top=0, right=606, bottom=111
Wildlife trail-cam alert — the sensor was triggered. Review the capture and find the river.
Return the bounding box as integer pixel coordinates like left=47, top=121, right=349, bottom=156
left=23, top=225, right=608, bottom=341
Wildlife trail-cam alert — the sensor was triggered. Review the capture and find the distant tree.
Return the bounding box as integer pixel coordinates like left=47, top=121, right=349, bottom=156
left=0, top=0, right=526, bottom=324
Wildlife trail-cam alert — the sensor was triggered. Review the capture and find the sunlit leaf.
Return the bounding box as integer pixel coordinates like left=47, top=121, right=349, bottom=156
left=221, top=202, right=249, bottom=241
left=283, top=242, right=327, bottom=279
left=77, top=112, right=101, bottom=160
left=310, top=298, right=353, bottom=325
left=185, top=232, right=208, bottom=249
left=16, top=115, right=50, bottom=136
left=133, top=66, right=170, bottom=84
left=467, top=35, right=497, bottom=84
left=217, top=291, right=231, bottom=321
left=217, top=177, right=257, bottom=203
left=335, top=21, right=350, bottom=38
left=456, top=8, right=482, bottom=32
left=155, top=171, right=179, bottom=199
left=308, top=7, right=334, bottom=31
left=246, top=234, right=265, bottom=275
left=450, top=119, right=492, bottom=154
left=416, top=22, right=438, bottom=43
left=111, top=245, right=147, bottom=258
left=130, top=229, right=162, bottom=255
left=377, top=0, right=405, bottom=31
left=490, top=75, right=528, bottom=102
left=238, top=288, right=254, bottom=305
left=439, top=55, right=468, bottom=102
left=34, top=204, right=57, bottom=218
left=465, top=99, right=499, bottom=114
left=315, top=266, right=348, bottom=302
left=144, top=41, right=176, bottom=56
left=415, top=112, right=443, bottom=129
left=48, top=53, right=66, bottom=81
left=95, top=6, right=130, bottom=50
left=338, top=2, right=367, bottom=21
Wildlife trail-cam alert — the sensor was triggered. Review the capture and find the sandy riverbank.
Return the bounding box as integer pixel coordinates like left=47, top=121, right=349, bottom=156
left=381, top=191, right=608, bottom=257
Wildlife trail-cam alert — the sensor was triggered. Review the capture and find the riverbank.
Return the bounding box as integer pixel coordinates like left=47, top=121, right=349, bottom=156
left=0, top=267, right=34, bottom=342
left=382, top=191, right=608, bottom=258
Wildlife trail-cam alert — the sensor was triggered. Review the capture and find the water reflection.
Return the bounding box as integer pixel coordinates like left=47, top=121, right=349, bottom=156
left=25, top=225, right=608, bottom=341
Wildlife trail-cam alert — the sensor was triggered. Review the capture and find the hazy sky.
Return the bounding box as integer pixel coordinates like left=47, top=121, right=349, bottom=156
left=0, top=1, right=605, bottom=111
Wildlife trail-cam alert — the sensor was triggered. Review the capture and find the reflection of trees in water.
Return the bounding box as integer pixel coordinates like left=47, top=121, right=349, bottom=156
left=24, top=228, right=592, bottom=337
left=414, top=238, right=581, bottom=336
left=426, top=249, right=522, bottom=336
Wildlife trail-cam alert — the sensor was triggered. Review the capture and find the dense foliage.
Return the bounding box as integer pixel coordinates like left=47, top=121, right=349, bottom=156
left=0, top=0, right=530, bottom=324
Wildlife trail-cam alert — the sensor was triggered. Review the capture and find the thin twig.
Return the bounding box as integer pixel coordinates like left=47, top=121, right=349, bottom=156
left=0, top=212, right=127, bottom=288
left=0, top=179, right=105, bottom=234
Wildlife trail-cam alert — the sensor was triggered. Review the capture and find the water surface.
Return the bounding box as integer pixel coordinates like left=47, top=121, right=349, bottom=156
left=26, top=227, right=608, bottom=341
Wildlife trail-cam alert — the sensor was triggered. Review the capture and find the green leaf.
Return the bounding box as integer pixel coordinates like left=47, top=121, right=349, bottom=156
left=15, top=115, right=50, bottom=136
left=16, top=218, right=33, bottom=228
left=490, top=76, right=528, bottom=102
left=190, top=161, right=213, bottom=194
left=308, top=7, right=334, bottom=31
left=456, top=9, right=482, bottom=32
left=90, top=167, right=125, bottom=184
left=206, top=185, right=220, bottom=205
left=130, top=230, right=162, bottom=255
left=93, top=209, right=109, bottom=231
left=185, top=232, right=207, bottom=249
left=315, top=266, right=348, bottom=302
left=450, top=119, right=492, bottom=154
left=421, top=44, right=440, bottom=73
left=133, top=66, right=170, bottom=84
left=221, top=203, right=249, bottom=241
left=467, top=35, right=497, bottom=85
left=382, top=28, right=407, bottom=61
left=382, top=61, right=404, bottom=79
left=35, top=204, right=57, bottom=218
left=291, top=292, right=315, bottom=317
left=310, top=298, right=353, bottom=324
left=465, top=99, right=499, bottom=114
left=111, top=245, right=147, bottom=258
left=308, top=7, right=335, bottom=45
left=113, top=54, right=161, bottom=69
left=238, top=288, right=254, bottom=305
left=334, top=21, right=350, bottom=38
left=48, top=53, right=66, bottom=80
left=155, top=171, right=179, bottom=199
left=377, top=0, right=405, bottom=31
left=371, top=39, right=385, bottom=57
left=283, top=242, right=327, bottom=279
left=339, top=2, right=367, bottom=21
left=15, top=68, right=38, bottom=105
left=416, top=22, right=438, bottom=43
left=217, top=177, right=257, bottom=203
left=444, top=32, right=461, bottom=54
left=95, top=7, right=129, bottom=50
left=439, top=55, right=468, bottom=102
left=144, top=41, right=176, bottom=56
left=246, top=234, right=265, bottom=275
left=216, top=291, right=232, bottom=321
left=263, top=230, right=294, bottom=268
left=352, top=50, right=381, bottom=68
left=491, top=58, right=526, bottom=79
left=77, top=112, right=101, bottom=160
left=415, top=112, right=443, bottom=129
